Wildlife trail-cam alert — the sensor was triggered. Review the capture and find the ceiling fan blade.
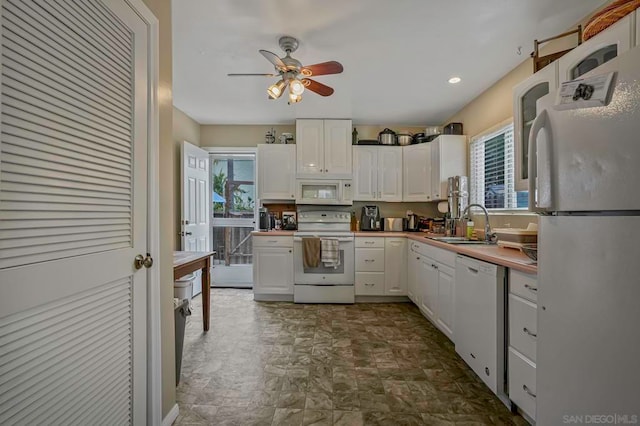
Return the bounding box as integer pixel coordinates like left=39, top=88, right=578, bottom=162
left=227, top=73, right=277, bottom=77
left=301, top=61, right=343, bottom=77
left=302, top=78, right=334, bottom=97
left=259, top=49, right=287, bottom=71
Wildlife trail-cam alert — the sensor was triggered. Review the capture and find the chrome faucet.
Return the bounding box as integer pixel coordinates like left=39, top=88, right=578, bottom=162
left=461, top=204, right=493, bottom=241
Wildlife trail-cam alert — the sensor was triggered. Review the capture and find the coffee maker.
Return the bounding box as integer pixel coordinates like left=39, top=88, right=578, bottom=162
left=446, top=176, right=469, bottom=236
left=360, top=205, right=381, bottom=231
left=258, top=207, right=270, bottom=231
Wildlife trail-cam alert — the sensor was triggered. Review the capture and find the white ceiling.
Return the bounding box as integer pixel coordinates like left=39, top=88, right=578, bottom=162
left=172, top=0, right=605, bottom=125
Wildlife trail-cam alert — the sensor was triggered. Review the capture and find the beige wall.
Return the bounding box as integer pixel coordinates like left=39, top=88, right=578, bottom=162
left=200, top=123, right=431, bottom=147
left=141, top=0, right=175, bottom=418
left=173, top=107, right=201, bottom=248
left=201, top=124, right=295, bottom=147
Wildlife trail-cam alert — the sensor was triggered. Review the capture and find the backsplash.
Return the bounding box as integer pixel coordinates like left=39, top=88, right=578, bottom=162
left=351, top=201, right=440, bottom=219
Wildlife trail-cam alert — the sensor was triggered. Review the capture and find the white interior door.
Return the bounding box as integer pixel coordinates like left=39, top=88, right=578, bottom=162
left=0, top=0, right=151, bottom=424
left=181, top=141, right=210, bottom=251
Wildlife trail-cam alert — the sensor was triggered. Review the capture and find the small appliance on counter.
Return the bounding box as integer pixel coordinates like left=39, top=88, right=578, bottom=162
left=258, top=207, right=270, bottom=231
left=446, top=175, right=469, bottom=236
left=282, top=211, right=297, bottom=230
left=381, top=217, right=405, bottom=232
left=360, top=205, right=381, bottom=231
left=405, top=210, right=420, bottom=231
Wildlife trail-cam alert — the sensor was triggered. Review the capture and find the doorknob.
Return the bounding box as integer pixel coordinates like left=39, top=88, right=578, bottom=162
left=179, top=231, right=193, bottom=236
left=134, top=253, right=154, bottom=269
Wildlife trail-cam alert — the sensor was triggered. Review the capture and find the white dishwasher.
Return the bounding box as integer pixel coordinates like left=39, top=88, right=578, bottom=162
left=455, top=255, right=506, bottom=396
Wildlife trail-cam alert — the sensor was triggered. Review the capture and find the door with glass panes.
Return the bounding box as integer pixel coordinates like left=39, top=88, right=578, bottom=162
left=211, top=152, right=256, bottom=287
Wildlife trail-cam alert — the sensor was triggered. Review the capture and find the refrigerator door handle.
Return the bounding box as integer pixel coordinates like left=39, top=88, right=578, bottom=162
left=528, top=109, right=553, bottom=212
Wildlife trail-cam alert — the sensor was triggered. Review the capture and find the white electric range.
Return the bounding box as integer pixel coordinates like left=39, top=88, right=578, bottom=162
left=293, top=209, right=354, bottom=303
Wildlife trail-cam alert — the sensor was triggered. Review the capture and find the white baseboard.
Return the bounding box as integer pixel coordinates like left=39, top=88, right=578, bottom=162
left=162, top=404, right=179, bottom=426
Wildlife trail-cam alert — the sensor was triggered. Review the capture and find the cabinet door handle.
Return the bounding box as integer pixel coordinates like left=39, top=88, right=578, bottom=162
left=289, top=250, right=292, bottom=253
left=523, top=327, right=537, bottom=338
left=416, top=257, right=420, bottom=260
left=523, top=384, right=536, bottom=398
left=524, top=284, right=538, bottom=292
left=468, top=267, right=478, bottom=274
left=470, top=352, right=476, bottom=359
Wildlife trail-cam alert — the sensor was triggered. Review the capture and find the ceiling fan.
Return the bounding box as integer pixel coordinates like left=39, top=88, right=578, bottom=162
left=228, top=36, right=343, bottom=104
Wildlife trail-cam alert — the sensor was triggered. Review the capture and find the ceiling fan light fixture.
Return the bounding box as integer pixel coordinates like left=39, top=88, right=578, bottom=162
left=288, top=92, right=302, bottom=104
left=267, top=79, right=286, bottom=98
left=289, top=78, right=305, bottom=96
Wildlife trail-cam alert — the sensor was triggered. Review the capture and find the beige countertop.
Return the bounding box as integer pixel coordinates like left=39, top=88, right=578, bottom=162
left=356, top=231, right=537, bottom=274
left=250, top=230, right=537, bottom=274
left=251, top=231, right=295, bottom=236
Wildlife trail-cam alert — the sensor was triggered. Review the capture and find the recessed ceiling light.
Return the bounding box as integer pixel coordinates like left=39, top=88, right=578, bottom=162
left=448, top=77, right=461, bottom=84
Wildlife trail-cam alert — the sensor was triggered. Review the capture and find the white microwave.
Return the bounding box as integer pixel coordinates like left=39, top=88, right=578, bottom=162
left=296, top=179, right=353, bottom=205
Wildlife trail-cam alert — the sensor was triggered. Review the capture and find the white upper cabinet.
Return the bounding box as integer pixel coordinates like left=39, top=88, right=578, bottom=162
left=403, top=143, right=432, bottom=201
left=353, top=146, right=402, bottom=202
left=558, top=14, right=633, bottom=83
left=402, top=137, right=466, bottom=202
left=258, top=144, right=296, bottom=200
left=430, top=136, right=467, bottom=201
left=296, top=119, right=324, bottom=174
left=513, top=63, right=557, bottom=191
left=353, top=146, right=378, bottom=200
left=296, top=119, right=352, bottom=177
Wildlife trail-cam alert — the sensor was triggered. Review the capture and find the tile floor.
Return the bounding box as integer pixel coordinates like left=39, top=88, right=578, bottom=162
left=175, top=289, right=528, bottom=425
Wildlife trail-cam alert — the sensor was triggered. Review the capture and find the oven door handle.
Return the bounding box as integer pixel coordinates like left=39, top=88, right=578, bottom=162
left=293, top=237, right=354, bottom=242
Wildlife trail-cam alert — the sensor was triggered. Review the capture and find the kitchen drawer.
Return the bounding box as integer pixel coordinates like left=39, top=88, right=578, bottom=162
left=509, top=347, right=537, bottom=421
left=355, top=248, right=385, bottom=272
left=409, top=240, right=436, bottom=258
left=355, top=272, right=385, bottom=295
left=509, top=294, right=537, bottom=361
left=510, top=270, right=538, bottom=303
left=434, top=247, right=456, bottom=268
left=355, top=237, right=385, bottom=248
left=253, top=236, right=293, bottom=248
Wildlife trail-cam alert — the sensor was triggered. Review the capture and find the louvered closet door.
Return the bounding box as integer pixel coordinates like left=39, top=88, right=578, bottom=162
left=0, top=0, right=150, bottom=425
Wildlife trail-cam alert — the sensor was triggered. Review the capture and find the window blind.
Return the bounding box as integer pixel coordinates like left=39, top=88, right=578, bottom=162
left=470, top=123, right=518, bottom=209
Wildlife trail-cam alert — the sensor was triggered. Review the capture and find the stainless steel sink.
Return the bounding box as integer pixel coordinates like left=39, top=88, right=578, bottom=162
left=426, top=236, right=496, bottom=245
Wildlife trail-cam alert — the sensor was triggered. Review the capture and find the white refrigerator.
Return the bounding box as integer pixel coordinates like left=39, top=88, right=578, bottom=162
left=529, top=45, right=640, bottom=424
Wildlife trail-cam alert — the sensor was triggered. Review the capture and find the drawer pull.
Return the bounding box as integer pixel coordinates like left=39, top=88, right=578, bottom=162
left=365, top=283, right=374, bottom=287
left=364, top=259, right=375, bottom=263
left=524, top=284, right=538, bottom=292
left=523, top=327, right=537, bottom=338
left=523, top=384, right=536, bottom=398
left=268, top=240, right=278, bottom=243
left=470, top=352, right=476, bottom=359
left=468, top=267, right=478, bottom=274
left=365, top=241, right=375, bottom=244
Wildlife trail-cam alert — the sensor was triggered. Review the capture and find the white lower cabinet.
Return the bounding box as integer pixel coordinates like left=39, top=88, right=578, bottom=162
left=253, top=236, right=294, bottom=296
left=508, top=270, right=538, bottom=422
left=355, top=237, right=406, bottom=296
left=384, top=238, right=407, bottom=295
left=420, top=256, right=438, bottom=322
left=436, top=263, right=455, bottom=340
left=408, top=240, right=456, bottom=341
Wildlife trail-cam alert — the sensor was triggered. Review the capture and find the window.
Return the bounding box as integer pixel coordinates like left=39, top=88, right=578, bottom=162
left=470, top=123, right=528, bottom=210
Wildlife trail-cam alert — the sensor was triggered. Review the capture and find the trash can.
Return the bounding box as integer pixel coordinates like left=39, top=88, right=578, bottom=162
left=174, top=274, right=195, bottom=301
left=174, top=298, right=191, bottom=385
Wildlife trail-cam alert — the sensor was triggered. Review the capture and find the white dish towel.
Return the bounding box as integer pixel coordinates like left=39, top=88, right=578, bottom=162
left=320, top=238, right=340, bottom=268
